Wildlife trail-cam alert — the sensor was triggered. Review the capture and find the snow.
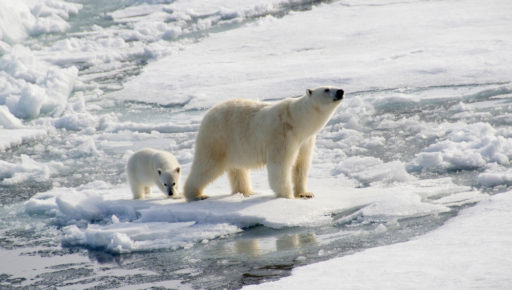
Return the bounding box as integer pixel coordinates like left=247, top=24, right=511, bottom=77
left=247, top=191, right=512, bottom=290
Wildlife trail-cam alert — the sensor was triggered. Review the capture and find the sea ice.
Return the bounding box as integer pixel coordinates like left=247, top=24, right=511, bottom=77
left=24, top=177, right=485, bottom=253
left=1, top=0, right=511, bottom=287
left=110, top=0, right=512, bottom=109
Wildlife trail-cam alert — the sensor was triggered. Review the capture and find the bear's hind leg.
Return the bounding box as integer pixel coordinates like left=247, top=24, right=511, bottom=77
left=228, top=169, right=252, bottom=197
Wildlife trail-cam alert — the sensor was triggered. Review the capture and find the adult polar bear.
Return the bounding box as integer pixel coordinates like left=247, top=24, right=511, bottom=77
left=184, top=87, right=344, bottom=201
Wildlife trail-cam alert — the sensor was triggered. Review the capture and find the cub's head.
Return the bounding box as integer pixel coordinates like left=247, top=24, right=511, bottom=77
left=306, top=86, right=344, bottom=110
left=157, top=167, right=181, bottom=198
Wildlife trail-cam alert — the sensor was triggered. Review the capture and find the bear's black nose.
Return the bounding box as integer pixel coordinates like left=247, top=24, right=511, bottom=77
left=335, top=89, right=344, bottom=101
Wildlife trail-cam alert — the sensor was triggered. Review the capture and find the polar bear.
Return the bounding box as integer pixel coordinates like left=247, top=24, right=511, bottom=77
left=127, top=148, right=181, bottom=199
left=184, top=86, right=344, bottom=201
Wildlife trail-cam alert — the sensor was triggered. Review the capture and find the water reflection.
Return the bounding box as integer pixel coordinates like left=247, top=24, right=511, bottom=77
left=231, top=232, right=318, bottom=257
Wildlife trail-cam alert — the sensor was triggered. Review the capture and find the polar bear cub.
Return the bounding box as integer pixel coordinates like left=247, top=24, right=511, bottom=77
left=127, top=148, right=181, bottom=199
left=184, top=86, right=344, bottom=201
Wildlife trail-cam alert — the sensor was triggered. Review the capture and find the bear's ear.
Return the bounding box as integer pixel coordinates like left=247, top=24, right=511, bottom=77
left=175, top=167, right=180, bottom=174
left=158, top=168, right=162, bottom=176
left=306, top=89, right=313, bottom=97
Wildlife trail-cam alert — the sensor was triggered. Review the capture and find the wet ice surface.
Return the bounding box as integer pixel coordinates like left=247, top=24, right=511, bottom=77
left=1, top=0, right=512, bottom=288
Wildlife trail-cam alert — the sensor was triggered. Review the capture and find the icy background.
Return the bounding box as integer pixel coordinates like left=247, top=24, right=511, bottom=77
left=1, top=0, right=511, bottom=288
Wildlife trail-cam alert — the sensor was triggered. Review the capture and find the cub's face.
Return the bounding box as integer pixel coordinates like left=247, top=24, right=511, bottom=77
left=306, top=86, right=344, bottom=109
left=157, top=167, right=181, bottom=198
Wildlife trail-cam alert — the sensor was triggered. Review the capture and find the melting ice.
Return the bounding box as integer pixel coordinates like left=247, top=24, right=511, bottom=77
left=1, top=0, right=512, bottom=288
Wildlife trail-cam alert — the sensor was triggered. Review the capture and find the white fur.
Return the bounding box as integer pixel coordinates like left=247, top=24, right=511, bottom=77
left=184, top=86, right=344, bottom=201
left=127, top=148, right=181, bottom=199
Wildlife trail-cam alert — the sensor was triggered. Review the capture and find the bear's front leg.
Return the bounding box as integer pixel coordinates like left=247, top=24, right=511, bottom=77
left=130, top=183, right=145, bottom=200
left=293, top=137, right=315, bottom=199
left=267, top=147, right=295, bottom=199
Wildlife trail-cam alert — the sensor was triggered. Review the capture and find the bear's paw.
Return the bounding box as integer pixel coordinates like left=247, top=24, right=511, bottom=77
left=296, top=192, right=315, bottom=199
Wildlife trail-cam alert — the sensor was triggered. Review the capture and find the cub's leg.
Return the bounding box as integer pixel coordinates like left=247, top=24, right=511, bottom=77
left=128, top=170, right=145, bottom=199
left=293, top=137, right=315, bottom=198
left=130, top=181, right=145, bottom=199
left=228, top=169, right=252, bottom=197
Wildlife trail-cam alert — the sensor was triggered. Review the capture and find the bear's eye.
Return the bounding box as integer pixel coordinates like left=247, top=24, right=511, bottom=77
left=172, top=182, right=176, bottom=186
left=324, top=88, right=330, bottom=93
left=164, top=183, right=167, bottom=186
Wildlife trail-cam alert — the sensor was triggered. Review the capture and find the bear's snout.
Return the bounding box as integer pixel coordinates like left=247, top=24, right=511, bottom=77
left=335, top=89, right=344, bottom=101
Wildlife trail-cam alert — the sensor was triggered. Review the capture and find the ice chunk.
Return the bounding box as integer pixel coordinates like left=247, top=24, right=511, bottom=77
left=24, top=176, right=478, bottom=253
left=478, top=168, right=512, bottom=187
left=333, top=156, right=414, bottom=186
left=408, top=122, right=512, bottom=172
left=0, top=0, right=81, bottom=44
left=0, top=45, right=78, bottom=119
left=62, top=222, right=241, bottom=253
left=0, top=128, right=45, bottom=151
left=0, top=105, right=23, bottom=129
left=0, top=155, right=55, bottom=185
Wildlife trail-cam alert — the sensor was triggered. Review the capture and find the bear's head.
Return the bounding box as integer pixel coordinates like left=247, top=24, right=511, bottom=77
left=157, top=167, right=181, bottom=198
left=306, top=87, right=344, bottom=110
